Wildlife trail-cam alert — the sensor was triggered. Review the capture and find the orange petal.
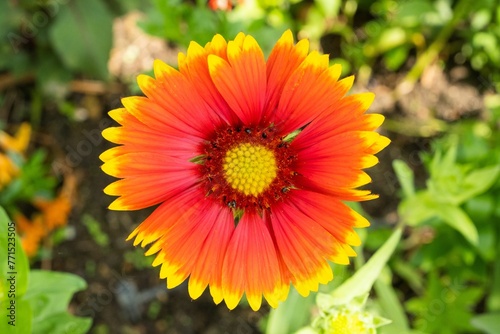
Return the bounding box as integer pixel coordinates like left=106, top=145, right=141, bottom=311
left=188, top=208, right=234, bottom=302
left=104, top=168, right=198, bottom=211
left=180, top=39, right=237, bottom=124
left=222, top=213, right=287, bottom=310
left=136, top=61, right=221, bottom=136
left=264, top=30, right=309, bottom=119
left=208, top=35, right=267, bottom=125
left=272, top=52, right=344, bottom=134
left=271, top=203, right=336, bottom=296
left=151, top=200, right=230, bottom=291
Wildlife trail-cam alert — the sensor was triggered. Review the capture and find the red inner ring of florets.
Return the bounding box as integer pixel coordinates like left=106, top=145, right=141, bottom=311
left=199, top=124, right=298, bottom=213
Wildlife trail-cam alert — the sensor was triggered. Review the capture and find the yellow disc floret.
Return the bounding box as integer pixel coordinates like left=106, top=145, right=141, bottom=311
left=223, top=143, right=277, bottom=196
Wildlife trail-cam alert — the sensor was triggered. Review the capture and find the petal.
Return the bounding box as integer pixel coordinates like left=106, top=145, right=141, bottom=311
left=138, top=197, right=235, bottom=293
left=222, top=213, right=288, bottom=310
left=103, top=153, right=199, bottom=210
left=179, top=38, right=238, bottom=125
left=101, top=152, right=196, bottom=178
left=208, top=35, right=267, bottom=125
left=270, top=203, right=336, bottom=296
left=288, top=190, right=369, bottom=245
left=137, top=60, right=222, bottom=136
left=293, top=131, right=383, bottom=192
left=295, top=174, right=379, bottom=202
left=187, top=206, right=234, bottom=302
left=273, top=52, right=352, bottom=134
left=293, top=92, right=383, bottom=147
left=264, top=30, right=309, bottom=120
left=101, top=125, right=199, bottom=162
left=128, top=188, right=203, bottom=247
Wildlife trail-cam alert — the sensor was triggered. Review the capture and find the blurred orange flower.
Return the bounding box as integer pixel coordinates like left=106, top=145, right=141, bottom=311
left=0, top=122, right=31, bottom=153
left=1, top=122, right=74, bottom=257
left=15, top=213, right=46, bottom=257
left=14, top=176, right=75, bottom=257
left=0, top=123, right=31, bottom=190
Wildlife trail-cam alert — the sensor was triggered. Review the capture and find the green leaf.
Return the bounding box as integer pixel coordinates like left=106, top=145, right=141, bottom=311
left=393, top=259, right=424, bottom=294
left=31, top=312, right=92, bottom=334
left=49, top=0, right=113, bottom=79
left=435, top=205, right=478, bottom=246
left=395, top=0, right=436, bottom=27
left=457, top=165, right=500, bottom=204
left=384, top=46, right=410, bottom=71
left=375, top=269, right=410, bottom=333
left=331, top=227, right=402, bottom=304
left=471, top=9, right=492, bottom=30
left=487, top=234, right=500, bottom=311
left=393, top=160, right=415, bottom=198
left=398, top=191, right=438, bottom=226
left=374, top=27, right=408, bottom=54
left=266, top=289, right=316, bottom=334
left=82, top=214, right=109, bottom=247
left=0, top=206, right=29, bottom=297
left=315, top=0, right=341, bottom=18
left=471, top=312, right=500, bottom=334
left=186, top=7, right=220, bottom=46
left=0, top=206, right=32, bottom=333
left=24, top=270, right=87, bottom=319
left=23, top=270, right=91, bottom=333
left=406, top=271, right=483, bottom=334
left=294, top=327, right=318, bottom=334
left=0, top=298, right=32, bottom=334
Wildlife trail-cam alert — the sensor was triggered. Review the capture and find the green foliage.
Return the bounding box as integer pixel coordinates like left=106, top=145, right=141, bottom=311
left=124, top=249, right=154, bottom=270
left=0, top=0, right=116, bottom=119
left=461, top=0, right=500, bottom=91
left=140, top=0, right=229, bottom=47
left=0, top=207, right=91, bottom=334
left=25, top=270, right=92, bottom=334
left=397, top=132, right=500, bottom=245
left=82, top=214, right=110, bottom=248
left=331, top=227, right=402, bottom=304
left=405, top=271, right=483, bottom=334
left=390, top=113, right=500, bottom=333
left=139, top=0, right=293, bottom=55
left=265, top=289, right=316, bottom=334
left=471, top=312, right=500, bottom=334
left=0, top=149, right=57, bottom=212
left=0, top=210, right=28, bottom=334
left=49, top=0, right=113, bottom=80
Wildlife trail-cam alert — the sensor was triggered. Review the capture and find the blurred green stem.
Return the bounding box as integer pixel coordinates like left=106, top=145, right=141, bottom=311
left=396, top=0, right=471, bottom=96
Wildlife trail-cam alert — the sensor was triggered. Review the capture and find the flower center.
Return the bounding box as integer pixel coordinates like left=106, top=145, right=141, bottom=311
left=198, top=124, right=299, bottom=212
left=223, top=143, right=277, bottom=196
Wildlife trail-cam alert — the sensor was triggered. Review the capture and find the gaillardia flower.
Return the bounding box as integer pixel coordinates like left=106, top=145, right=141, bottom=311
left=100, top=30, right=389, bottom=311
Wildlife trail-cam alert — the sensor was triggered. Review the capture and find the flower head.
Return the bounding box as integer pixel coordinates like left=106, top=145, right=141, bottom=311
left=101, top=30, right=389, bottom=310
left=309, top=293, right=391, bottom=334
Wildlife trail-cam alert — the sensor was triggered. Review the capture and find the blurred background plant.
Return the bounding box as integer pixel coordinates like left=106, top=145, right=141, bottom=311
left=0, top=123, right=75, bottom=260
left=0, top=207, right=91, bottom=334
left=1, top=0, right=500, bottom=332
